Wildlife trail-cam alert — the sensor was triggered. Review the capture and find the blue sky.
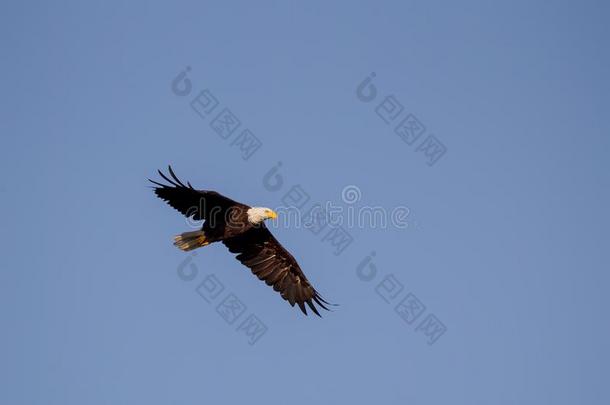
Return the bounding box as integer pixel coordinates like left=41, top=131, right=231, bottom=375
left=1, top=1, right=609, bottom=404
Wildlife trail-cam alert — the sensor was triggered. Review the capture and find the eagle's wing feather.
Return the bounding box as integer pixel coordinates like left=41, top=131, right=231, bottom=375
left=149, top=166, right=242, bottom=220
left=222, top=225, right=333, bottom=316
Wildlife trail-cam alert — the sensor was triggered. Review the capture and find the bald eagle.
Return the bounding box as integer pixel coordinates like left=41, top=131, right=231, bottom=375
left=149, top=166, right=333, bottom=316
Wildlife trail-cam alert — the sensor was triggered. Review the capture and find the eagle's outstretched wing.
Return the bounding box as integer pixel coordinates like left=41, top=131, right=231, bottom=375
left=222, top=225, right=334, bottom=316
left=149, top=166, right=241, bottom=220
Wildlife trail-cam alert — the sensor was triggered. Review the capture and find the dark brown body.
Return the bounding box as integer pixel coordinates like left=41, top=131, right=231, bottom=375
left=202, top=205, right=255, bottom=243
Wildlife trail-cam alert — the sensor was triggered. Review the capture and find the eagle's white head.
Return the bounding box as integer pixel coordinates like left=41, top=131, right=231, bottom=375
left=247, top=207, right=278, bottom=224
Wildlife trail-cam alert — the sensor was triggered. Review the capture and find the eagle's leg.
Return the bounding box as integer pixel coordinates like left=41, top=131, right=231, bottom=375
left=173, top=230, right=210, bottom=251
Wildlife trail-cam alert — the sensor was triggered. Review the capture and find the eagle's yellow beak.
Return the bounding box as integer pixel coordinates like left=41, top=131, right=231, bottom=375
left=268, top=210, right=278, bottom=220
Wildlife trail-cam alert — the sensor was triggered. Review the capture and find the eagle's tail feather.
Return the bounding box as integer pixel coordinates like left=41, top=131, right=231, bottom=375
left=173, top=230, right=209, bottom=251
